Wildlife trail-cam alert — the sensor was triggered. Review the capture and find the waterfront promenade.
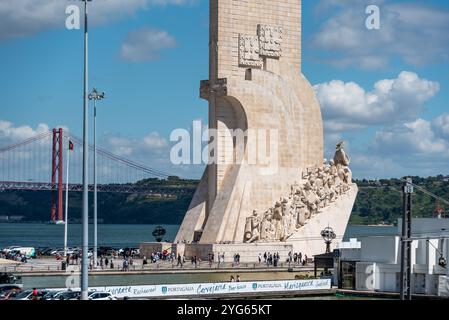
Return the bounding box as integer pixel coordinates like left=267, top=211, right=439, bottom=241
left=1, top=257, right=315, bottom=275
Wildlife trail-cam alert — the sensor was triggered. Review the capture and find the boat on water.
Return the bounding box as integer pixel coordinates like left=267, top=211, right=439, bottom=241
left=46, top=220, right=65, bottom=225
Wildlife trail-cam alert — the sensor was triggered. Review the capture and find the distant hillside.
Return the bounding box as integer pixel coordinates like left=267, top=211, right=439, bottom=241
left=0, top=176, right=197, bottom=224
left=0, top=175, right=448, bottom=225
left=350, top=175, right=449, bottom=225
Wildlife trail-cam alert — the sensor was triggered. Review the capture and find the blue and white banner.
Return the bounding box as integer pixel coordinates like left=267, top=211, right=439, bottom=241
left=83, top=279, right=331, bottom=298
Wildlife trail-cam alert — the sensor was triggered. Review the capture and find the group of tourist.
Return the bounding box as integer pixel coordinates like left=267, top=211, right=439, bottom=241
left=260, top=251, right=308, bottom=267
left=0, top=251, right=27, bottom=263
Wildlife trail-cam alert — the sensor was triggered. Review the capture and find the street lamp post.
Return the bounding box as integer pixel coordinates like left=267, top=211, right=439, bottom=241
left=80, top=0, right=91, bottom=301
left=88, top=87, right=105, bottom=270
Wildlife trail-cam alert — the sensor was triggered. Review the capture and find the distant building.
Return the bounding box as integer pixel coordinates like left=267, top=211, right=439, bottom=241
left=335, top=219, right=449, bottom=297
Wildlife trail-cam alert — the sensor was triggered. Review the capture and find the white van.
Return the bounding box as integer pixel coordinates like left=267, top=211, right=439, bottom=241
left=14, top=247, right=36, bottom=258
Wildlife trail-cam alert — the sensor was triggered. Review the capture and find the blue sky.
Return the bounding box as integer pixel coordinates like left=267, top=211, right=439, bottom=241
left=0, top=0, right=448, bottom=179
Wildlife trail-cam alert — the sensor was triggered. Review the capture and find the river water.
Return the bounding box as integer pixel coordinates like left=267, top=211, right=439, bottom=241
left=0, top=223, right=397, bottom=249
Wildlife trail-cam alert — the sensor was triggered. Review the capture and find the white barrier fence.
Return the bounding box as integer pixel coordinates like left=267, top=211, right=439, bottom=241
left=50, top=279, right=331, bottom=299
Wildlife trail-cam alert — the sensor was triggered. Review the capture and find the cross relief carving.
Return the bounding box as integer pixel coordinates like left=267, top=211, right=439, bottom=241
left=239, top=24, right=283, bottom=68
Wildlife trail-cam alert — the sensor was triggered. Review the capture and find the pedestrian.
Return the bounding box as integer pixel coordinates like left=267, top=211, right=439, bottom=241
left=143, top=256, right=148, bottom=266
left=122, top=259, right=129, bottom=271
left=236, top=275, right=241, bottom=282
left=110, top=260, right=114, bottom=269
left=105, top=257, right=109, bottom=268
left=208, top=254, right=213, bottom=268
left=32, top=288, right=38, bottom=300
left=177, top=254, right=183, bottom=267
left=230, top=275, right=235, bottom=282
left=100, top=257, right=104, bottom=269
left=258, top=253, right=262, bottom=264
left=263, top=252, right=267, bottom=263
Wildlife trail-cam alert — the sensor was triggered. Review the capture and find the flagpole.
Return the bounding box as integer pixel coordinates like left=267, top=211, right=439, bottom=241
left=64, top=142, right=71, bottom=258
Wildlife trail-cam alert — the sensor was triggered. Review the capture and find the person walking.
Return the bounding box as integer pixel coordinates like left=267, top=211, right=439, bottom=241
left=32, top=288, right=38, bottom=300
left=236, top=275, right=241, bottom=282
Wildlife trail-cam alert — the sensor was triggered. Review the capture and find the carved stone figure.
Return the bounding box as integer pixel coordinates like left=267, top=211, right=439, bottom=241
left=244, top=158, right=354, bottom=243
left=334, top=141, right=350, bottom=167
left=244, top=210, right=261, bottom=243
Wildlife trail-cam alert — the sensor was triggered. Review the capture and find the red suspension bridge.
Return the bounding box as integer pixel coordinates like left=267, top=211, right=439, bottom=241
left=0, top=128, right=182, bottom=222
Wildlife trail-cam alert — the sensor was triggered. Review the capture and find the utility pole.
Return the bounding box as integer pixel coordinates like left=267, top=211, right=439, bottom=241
left=400, top=177, right=413, bottom=300
left=64, top=140, right=73, bottom=258
left=80, top=0, right=91, bottom=301
left=89, top=87, right=105, bottom=269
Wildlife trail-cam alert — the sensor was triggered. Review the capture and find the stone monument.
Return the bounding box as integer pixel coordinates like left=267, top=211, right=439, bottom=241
left=172, top=0, right=358, bottom=262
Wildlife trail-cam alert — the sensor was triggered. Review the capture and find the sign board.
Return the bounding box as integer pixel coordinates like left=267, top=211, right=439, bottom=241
left=50, top=279, right=331, bottom=299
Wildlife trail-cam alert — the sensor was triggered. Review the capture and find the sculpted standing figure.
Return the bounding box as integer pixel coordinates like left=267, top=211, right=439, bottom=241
left=273, top=201, right=284, bottom=241
left=244, top=210, right=261, bottom=243
left=333, top=141, right=350, bottom=167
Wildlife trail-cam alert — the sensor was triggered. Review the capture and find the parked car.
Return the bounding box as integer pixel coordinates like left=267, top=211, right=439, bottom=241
left=11, top=290, right=49, bottom=300
left=87, top=291, right=117, bottom=300
left=0, top=285, right=22, bottom=293
left=0, top=289, right=22, bottom=300
left=10, top=290, right=33, bottom=300
left=43, top=290, right=80, bottom=300
left=2, top=246, right=21, bottom=254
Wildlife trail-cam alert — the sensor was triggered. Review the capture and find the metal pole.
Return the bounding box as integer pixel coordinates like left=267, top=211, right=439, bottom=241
left=400, top=184, right=406, bottom=300
left=93, top=100, right=97, bottom=269
left=406, top=180, right=412, bottom=300
left=64, top=144, right=70, bottom=258
left=58, top=128, right=64, bottom=221
left=81, top=0, right=89, bottom=301
left=400, top=178, right=413, bottom=300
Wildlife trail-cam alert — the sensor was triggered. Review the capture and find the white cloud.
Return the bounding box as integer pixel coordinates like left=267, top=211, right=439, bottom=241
left=144, top=132, right=168, bottom=148
left=432, top=113, right=449, bottom=139
left=0, top=0, right=195, bottom=41
left=342, top=116, right=449, bottom=178
left=373, top=118, right=449, bottom=156
left=0, top=120, right=49, bottom=142
left=120, top=27, right=176, bottom=62
left=311, top=1, right=449, bottom=69
left=314, top=71, right=439, bottom=132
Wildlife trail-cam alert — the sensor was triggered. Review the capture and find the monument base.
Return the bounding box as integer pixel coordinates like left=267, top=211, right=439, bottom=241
left=174, top=243, right=293, bottom=263
left=170, top=185, right=357, bottom=263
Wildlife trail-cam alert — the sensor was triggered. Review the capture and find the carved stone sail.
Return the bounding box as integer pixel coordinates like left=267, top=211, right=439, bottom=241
left=173, top=0, right=358, bottom=260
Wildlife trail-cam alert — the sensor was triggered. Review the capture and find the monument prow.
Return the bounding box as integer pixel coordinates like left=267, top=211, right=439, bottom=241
left=173, top=0, right=358, bottom=261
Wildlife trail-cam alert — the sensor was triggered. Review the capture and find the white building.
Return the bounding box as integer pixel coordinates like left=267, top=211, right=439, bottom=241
left=336, top=219, right=449, bottom=296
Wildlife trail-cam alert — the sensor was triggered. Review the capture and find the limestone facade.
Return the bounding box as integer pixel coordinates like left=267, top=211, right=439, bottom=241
left=174, top=0, right=357, bottom=258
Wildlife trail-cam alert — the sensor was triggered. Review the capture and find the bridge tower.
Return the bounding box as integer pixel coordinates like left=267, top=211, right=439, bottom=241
left=50, top=128, right=64, bottom=222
